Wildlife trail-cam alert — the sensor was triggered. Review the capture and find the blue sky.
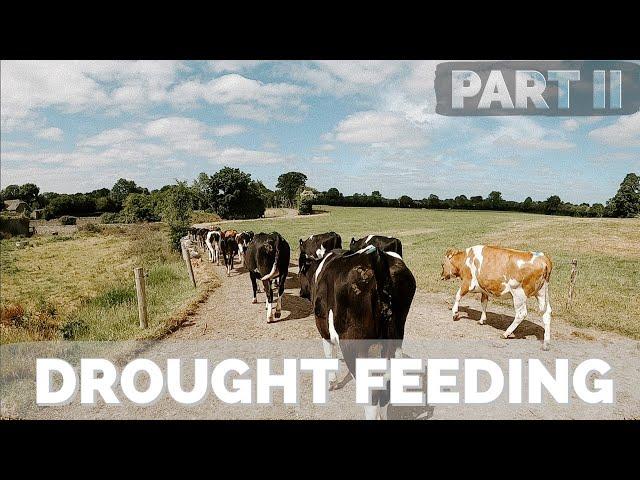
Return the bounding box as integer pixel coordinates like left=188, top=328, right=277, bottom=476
left=1, top=60, right=638, bottom=204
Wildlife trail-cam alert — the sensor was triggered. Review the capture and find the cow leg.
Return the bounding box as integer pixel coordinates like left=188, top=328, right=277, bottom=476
left=249, top=272, right=258, bottom=304
left=364, top=405, right=378, bottom=420
left=263, top=280, right=274, bottom=323
left=322, top=339, right=337, bottom=384
left=479, top=293, right=489, bottom=325
left=503, top=287, right=528, bottom=339
left=275, top=273, right=285, bottom=318
left=537, top=281, right=552, bottom=350
left=452, top=282, right=469, bottom=320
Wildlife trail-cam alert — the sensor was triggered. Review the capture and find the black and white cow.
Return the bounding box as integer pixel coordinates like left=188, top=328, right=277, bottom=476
left=235, top=231, right=254, bottom=265
left=244, top=232, right=291, bottom=323
left=350, top=235, right=403, bottom=258
left=219, top=236, right=239, bottom=276
left=299, top=232, right=342, bottom=264
left=205, top=230, right=222, bottom=264
left=299, top=245, right=416, bottom=420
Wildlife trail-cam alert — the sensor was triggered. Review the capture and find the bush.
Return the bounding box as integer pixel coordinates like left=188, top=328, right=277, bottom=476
left=122, top=193, right=160, bottom=222
left=161, top=182, right=193, bottom=250
left=0, top=214, right=30, bottom=237
left=190, top=210, right=221, bottom=224
left=0, top=303, right=25, bottom=326
left=297, top=188, right=315, bottom=215
left=100, top=212, right=124, bottom=224
left=59, top=215, right=77, bottom=225
left=92, top=286, right=136, bottom=308
left=78, top=222, right=103, bottom=233
left=60, top=319, right=89, bottom=340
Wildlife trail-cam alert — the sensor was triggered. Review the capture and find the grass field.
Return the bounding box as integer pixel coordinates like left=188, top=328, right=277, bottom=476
left=218, top=206, right=640, bottom=339
left=0, top=224, right=218, bottom=344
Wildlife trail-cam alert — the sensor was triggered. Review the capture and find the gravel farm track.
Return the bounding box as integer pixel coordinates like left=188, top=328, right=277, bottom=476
left=29, top=210, right=640, bottom=420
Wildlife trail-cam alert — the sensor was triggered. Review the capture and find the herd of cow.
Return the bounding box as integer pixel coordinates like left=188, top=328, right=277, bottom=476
left=189, top=226, right=554, bottom=418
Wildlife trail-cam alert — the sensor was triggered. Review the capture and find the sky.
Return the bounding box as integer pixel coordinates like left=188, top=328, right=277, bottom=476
left=1, top=60, right=639, bottom=204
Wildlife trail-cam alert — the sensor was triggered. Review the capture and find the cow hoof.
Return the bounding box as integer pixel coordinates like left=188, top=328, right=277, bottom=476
left=329, top=381, right=339, bottom=391
left=274, top=311, right=281, bottom=319
left=478, top=320, right=485, bottom=325
left=542, top=342, right=550, bottom=351
left=452, top=313, right=459, bottom=321
left=502, top=333, right=515, bottom=340
left=252, top=298, right=257, bottom=304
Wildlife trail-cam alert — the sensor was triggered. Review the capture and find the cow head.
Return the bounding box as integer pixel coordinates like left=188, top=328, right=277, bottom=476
left=441, top=248, right=462, bottom=280
left=298, top=253, right=318, bottom=300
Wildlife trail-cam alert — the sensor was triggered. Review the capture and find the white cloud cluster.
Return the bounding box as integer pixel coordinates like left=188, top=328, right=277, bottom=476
left=2, top=116, right=291, bottom=191
left=588, top=112, right=640, bottom=147
left=325, top=110, right=428, bottom=149
left=481, top=117, right=575, bottom=151
left=0, top=60, right=186, bottom=129
left=169, top=74, right=306, bottom=121
left=36, top=127, right=64, bottom=141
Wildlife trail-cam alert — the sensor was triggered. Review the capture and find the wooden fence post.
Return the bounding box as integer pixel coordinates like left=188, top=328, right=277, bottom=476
left=181, top=239, right=197, bottom=288
left=566, top=258, right=578, bottom=309
left=134, top=267, right=149, bottom=329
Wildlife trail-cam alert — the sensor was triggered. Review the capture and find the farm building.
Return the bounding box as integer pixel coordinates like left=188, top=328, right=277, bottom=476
left=30, top=209, right=45, bottom=220
left=3, top=199, right=28, bottom=215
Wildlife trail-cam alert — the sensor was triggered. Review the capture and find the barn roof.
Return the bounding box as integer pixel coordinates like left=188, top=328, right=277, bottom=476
left=3, top=199, right=27, bottom=211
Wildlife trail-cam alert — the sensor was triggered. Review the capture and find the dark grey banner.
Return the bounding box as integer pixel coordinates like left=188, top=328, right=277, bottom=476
left=435, top=60, right=640, bottom=116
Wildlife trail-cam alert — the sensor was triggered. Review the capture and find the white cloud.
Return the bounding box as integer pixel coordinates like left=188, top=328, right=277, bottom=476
left=36, top=127, right=63, bottom=141
left=213, top=124, right=247, bottom=136
left=211, top=148, right=292, bottom=165
left=310, top=156, right=333, bottom=164
left=588, top=112, right=640, bottom=147
left=480, top=117, right=575, bottom=151
left=78, top=128, right=140, bottom=147
left=169, top=73, right=306, bottom=122
left=279, top=60, right=403, bottom=97
left=562, top=119, right=579, bottom=131
left=490, top=157, right=520, bottom=167
left=318, top=143, right=335, bottom=151
left=326, top=110, right=428, bottom=149
left=208, top=61, right=262, bottom=73
left=0, top=60, right=186, bottom=129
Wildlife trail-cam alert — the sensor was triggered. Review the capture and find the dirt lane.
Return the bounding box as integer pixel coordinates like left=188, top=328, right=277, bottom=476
left=25, top=250, right=640, bottom=420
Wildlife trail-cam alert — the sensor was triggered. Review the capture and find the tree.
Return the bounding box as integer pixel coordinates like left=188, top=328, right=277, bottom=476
left=210, top=167, right=265, bottom=219
left=192, top=172, right=216, bottom=211
left=399, top=195, right=415, bottom=208
left=425, top=194, right=441, bottom=209
left=122, top=193, right=160, bottom=222
left=110, top=178, right=144, bottom=207
left=1, top=185, right=20, bottom=200
left=18, top=183, right=40, bottom=207
left=606, top=173, right=640, bottom=218
left=544, top=195, right=562, bottom=215
left=487, top=191, right=504, bottom=210
left=589, top=203, right=605, bottom=217
left=276, top=172, right=307, bottom=207
left=161, top=182, right=193, bottom=250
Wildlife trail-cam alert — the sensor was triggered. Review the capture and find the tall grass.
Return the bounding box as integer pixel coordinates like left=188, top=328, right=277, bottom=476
left=0, top=224, right=217, bottom=344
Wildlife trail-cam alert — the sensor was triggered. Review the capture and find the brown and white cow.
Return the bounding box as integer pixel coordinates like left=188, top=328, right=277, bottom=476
left=441, top=245, right=553, bottom=350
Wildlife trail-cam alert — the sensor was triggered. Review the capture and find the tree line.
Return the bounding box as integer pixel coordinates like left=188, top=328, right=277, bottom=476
left=1, top=170, right=638, bottom=225
left=314, top=173, right=640, bottom=219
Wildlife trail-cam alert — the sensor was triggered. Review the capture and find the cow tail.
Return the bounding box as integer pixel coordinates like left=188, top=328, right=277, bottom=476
left=261, top=233, right=282, bottom=281
left=373, top=248, right=394, bottom=340
left=543, top=256, right=552, bottom=282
